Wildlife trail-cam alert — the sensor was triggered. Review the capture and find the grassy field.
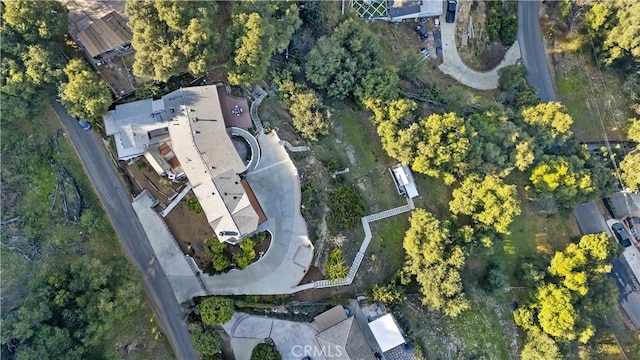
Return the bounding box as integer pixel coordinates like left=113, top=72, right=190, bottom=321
left=402, top=290, right=516, bottom=360
left=551, top=32, right=631, bottom=142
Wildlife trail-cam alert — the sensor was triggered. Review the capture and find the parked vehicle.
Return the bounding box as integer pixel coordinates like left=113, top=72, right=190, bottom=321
left=78, top=119, right=91, bottom=131
left=415, top=25, right=428, bottom=40
left=446, top=1, right=457, bottom=23
left=612, top=223, right=632, bottom=248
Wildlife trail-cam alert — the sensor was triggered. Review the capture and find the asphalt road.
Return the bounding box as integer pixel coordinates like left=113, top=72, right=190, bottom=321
left=52, top=102, right=198, bottom=360
left=518, top=0, right=557, bottom=102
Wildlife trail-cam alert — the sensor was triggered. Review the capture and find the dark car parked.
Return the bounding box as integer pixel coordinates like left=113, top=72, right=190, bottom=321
left=415, top=25, right=428, bottom=40
left=446, top=1, right=457, bottom=23
left=612, top=223, right=632, bottom=248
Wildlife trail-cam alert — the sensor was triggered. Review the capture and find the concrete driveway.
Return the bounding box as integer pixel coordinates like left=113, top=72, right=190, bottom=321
left=438, top=17, right=521, bottom=90
left=200, top=130, right=314, bottom=295
left=222, top=312, right=325, bottom=360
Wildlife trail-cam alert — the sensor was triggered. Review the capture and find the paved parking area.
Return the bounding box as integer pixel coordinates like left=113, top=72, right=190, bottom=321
left=222, top=313, right=324, bottom=360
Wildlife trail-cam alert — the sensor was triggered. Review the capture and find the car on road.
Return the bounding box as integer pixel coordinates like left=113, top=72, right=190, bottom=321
left=612, top=223, right=632, bottom=248
left=415, top=25, right=428, bottom=40
left=78, top=119, right=91, bottom=131
left=446, top=1, right=456, bottom=23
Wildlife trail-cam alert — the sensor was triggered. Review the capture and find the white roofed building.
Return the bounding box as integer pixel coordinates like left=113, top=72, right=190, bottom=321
left=390, top=164, right=419, bottom=199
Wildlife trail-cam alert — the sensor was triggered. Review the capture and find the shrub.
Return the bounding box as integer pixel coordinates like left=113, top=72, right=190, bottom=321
left=186, top=195, right=203, bottom=214
left=251, top=342, right=282, bottom=360
left=325, top=248, right=349, bottom=280
left=199, top=297, right=234, bottom=325
left=326, top=185, right=366, bottom=233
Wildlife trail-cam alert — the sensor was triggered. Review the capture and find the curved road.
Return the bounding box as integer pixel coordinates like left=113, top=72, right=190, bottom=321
left=518, top=0, right=557, bottom=102
left=52, top=102, right=198, bottom=360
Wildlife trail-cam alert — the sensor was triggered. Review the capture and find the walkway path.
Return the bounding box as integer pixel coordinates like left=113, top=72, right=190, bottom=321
left=438, top=19, right=521, bottom=90
left=292, top=198, right=414, bottom=291
left=160, top=183, right=192, bottom=218
left=249, top=86, right=267, bottom=132
left=280, top=140, right=310, bottom=152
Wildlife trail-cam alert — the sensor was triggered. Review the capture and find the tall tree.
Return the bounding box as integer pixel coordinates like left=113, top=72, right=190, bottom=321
left=527, top=155, right=594, bottom=214
left=227, top=0, right=301, bottom=85
left=189, top=322, right=222, bottom=357
left=412, top=112, right=471, bottom=185
left=126, top=0, right=219, bottom=80
left=403, top=209, right=469, bottom=317
left=450, top=174, right=521, bottom=235
left=305, top=18, right=382, bottom=99
left=1, top=0, right=67, bottom=43
left=58, top=59, right=112, bottom=121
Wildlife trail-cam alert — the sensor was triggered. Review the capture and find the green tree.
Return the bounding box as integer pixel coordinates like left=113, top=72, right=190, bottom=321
left=403, top=209, right=469, bottom=317
left=355, top=65, right=400, bottom=103
left=412, top=112, right=471, bottom=184
left=325, top=247, right=349, bottom=280
left=370, top=273, right=407, bottom=305
left=251, top=342, right=282, bottom=360
left=200, top=297, right=235, bottom=325
left=521, top=102, right=574, bottom=139
left=125, top=1, right=218, bottom=80
left=1, top=0, right=67, bottom=42
left=397, top=50, right=424, bottom=80
left=305, top=18, right=382, bottom=99
left=548, top=233, right=617, bottom=296
left=235, top=237, right=256, bottom=269
left=520, top=329, right=561, bottom=360
left=482, top=260, right=510, bottom=295
left=621, top=118, right=640, bottom=191
left=620, top=152, right=640, bottom=191
left=59, top=59, right=112, bottom=122
left=190, top=322, right=222, bottom=356
left=449, top=174, right=521, bottom=235
left=227, top=1, right=301, bottom=85
left=527, top=155, right=594, bottom=213
left=326, top=185, right=366, bottom=232
left=585, top=1, right=640, bottom=66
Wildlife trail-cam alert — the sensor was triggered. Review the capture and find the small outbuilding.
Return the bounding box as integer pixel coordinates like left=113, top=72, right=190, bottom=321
left=390, top=164, right=419, bottom=199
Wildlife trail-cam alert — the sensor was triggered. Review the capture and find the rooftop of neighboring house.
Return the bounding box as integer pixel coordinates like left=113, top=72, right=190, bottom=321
left=77, top=11, right=132, bottom=58
left=387, top=0, right=443, bottom=20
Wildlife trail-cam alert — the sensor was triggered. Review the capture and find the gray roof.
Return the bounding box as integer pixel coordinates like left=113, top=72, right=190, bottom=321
left=313, top=305, right=348, bottom=332
left=315, top=317, right=376, bottom=360
left=387, top=0, right=443, bottom=20
left=78, top=11, right=131, bottom=58
left=165, top=87, right=259, bottom=242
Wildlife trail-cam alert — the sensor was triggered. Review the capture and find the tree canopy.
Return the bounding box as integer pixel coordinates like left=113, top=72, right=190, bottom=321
left=189, top=322, right=222, bottom=356
left=305, top=18, right=382, bottom=99
left=449, top=174, right=521, bottom=235
left=58, top=59, right=112, bottom=122
left=527, top=155, right=594, bottom=213
left=585, top=0, right=640, bottom=66
left=251, top=342, right=282, bottom=360
left=125, top=0, right=219, bottom=80
left=227, top=1, right=301, bottom=85
left=403, top=209, right=469, bottom=317
left=199, top=297, right=235, bottom=325
left=514, top=233, right=619, bottom=350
